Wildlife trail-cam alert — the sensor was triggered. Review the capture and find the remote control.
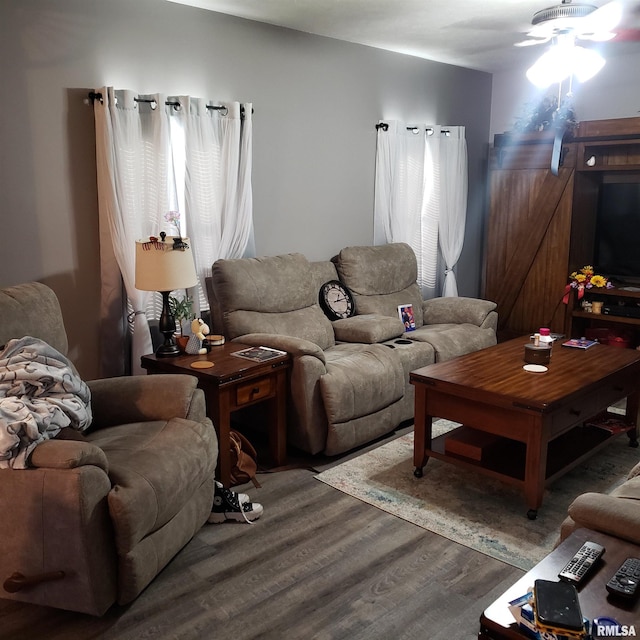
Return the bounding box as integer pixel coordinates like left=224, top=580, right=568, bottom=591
left=558, top=540, right=605, bottom=584
left=606, top=557, right=640, bottom=599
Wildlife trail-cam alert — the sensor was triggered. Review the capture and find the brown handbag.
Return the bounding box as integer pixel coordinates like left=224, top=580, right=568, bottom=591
left=229, top=430, right=261, bottom=488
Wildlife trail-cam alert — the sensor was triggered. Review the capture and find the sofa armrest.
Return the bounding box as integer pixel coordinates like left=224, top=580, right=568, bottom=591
left=422, top=297, right=497, bottom=327
left=232, top=333, right=326, bottom=364
left=568, top=492, right=640, bottom=545
left=332, top=315, right=405, bottom=343
left=87, top=375, right=204, bottom=431
left=28, top=439, right=109, bottom=472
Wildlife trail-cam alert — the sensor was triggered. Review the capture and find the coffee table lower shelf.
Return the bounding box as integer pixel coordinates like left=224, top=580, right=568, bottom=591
left=416, top=423, right=634, bottom=511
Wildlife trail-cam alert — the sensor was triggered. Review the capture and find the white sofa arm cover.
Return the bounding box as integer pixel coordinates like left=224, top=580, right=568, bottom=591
left=332, top=314, right=405, bottom=343
left=422, top=297, right=497, bottom=327
left=232, top=333, right=327, bottom=364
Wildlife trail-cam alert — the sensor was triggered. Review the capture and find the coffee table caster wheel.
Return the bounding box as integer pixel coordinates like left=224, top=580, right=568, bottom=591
left=414, top=467, right=423, bottom=478
left=527, top=509, right=538, bottom=520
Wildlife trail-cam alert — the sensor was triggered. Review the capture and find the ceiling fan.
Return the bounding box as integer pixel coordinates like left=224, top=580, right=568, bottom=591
left=515, top=0, right=640, bottom=87
left=515, top=0, right=624, bottom=47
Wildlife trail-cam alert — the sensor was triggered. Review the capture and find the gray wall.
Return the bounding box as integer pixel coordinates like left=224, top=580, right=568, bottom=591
left=0, top=0, right=492, bottom=378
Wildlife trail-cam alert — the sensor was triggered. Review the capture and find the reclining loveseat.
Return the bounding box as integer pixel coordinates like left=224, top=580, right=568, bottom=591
left=210, top=242, right=497, bottom=457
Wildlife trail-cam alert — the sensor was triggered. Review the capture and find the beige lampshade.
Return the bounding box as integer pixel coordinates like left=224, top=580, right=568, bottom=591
left=135, top=236, right=198, bottom=292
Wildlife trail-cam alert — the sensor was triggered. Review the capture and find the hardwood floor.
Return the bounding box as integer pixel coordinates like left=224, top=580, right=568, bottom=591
left=0, top=464, right=523, bottom=640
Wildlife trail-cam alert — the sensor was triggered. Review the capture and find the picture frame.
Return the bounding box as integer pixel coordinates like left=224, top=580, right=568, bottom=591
left=398, top=304, right=416, bottom=331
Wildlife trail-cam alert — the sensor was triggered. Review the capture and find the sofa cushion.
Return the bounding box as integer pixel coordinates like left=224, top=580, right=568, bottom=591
left=335, top=243, right=425, bottom=326
left=0, top=282, right=68, bottom=355
left=310, top=260, right=339, bottom=293
left=423, top=297, right=498, bottom=327
left=407, top=323, right=496, bottom=361
left=332, top=314, right=405, bottom=343
left=321, top=344, right=404, bottom=424
left=212, top=253, right=335, bottom=350
left=610, top=475, right=640, bottom=500
left=89, top=417, right=216, bottom=555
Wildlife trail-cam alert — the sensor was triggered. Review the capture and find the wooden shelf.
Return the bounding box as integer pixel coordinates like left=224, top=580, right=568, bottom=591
left=429, top=424, right=624, bottom=488
left=570, top=287, right=640, bottom=343
left=577, top=139, right=640, bottom=172
left=597, top=287, right=640, bottom=300
left=572, top=310, right=640, bottom=328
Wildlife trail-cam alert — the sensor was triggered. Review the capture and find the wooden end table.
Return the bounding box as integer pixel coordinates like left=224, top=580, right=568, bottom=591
left=141, top=343, right=290, bottom=487
left=479, top=528, right=640, bottom=639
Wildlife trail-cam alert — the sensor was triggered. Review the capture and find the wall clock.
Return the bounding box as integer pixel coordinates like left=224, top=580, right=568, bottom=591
left=319, top=280, right=355, bottom=320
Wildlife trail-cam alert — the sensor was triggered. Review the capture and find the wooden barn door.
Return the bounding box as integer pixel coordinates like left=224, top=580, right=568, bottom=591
left=484, top=139, right=576, bottom=339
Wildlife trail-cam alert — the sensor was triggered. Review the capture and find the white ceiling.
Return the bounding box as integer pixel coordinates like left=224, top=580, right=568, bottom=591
left=166, top=0, right=640, bottom=73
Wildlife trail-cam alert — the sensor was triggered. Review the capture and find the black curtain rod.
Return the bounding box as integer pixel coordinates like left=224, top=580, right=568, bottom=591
left=86, top=91, right=251, bottom=115
left=376, top=122, right=450, bottom=134
left=134, top=97, right=227, bottom=112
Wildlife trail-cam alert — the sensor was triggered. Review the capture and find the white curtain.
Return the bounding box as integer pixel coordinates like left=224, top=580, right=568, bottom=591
left=93, top=87, right=253, bottom=375
left=94, top=88, right=170, bottom=376
left=437, top=127, right=468, bottom=296
left=374, top=121, right=468, bottom=298
left=176, top=98, right=254, bottom=315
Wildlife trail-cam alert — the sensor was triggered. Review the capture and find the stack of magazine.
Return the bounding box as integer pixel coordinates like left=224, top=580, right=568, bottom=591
left=508, top=585, right=589, bottom=640
left=562, top=338, right=598, bottom=349
left=231, top=346, right=287, bottom=362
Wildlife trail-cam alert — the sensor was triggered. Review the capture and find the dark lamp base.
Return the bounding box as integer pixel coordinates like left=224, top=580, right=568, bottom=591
left=156, top=337, right=180, bottom=358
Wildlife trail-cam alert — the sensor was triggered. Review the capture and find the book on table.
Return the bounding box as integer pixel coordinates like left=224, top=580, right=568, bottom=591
left=231, top=346, right=287, bottom=362
left=562, top=338, right=598, bottom=350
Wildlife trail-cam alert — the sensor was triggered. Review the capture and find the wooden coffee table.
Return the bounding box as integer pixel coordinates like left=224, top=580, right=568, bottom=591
left=479, top=528, right=640, bottom=639
left=410, top=337, right=640, bottom=518
left=141, top=342, right=290, bottom=487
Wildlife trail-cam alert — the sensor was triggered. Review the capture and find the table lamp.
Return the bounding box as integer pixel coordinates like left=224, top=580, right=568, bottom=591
left=135, top=233, right=198, bottom=357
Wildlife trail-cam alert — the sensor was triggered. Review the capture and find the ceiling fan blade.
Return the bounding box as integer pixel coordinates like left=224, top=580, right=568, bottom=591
left=578, top=31, right=617, bottom=42
left=578, top=1, right=623, bottom=35
left=514, top=37, right=550, bottom=47
left=527, top=23, right=558, bottom=39
left=610, top=27, right=640, bottom=41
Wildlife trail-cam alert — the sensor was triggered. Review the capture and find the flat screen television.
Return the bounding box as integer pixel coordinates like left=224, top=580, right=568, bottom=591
left=593, top=182, right=640, bottom=285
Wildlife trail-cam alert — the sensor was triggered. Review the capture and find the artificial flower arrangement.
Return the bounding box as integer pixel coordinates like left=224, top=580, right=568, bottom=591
left=164, top=210, right=181, bottom=235
left=562, top=265, right=613, bottom=303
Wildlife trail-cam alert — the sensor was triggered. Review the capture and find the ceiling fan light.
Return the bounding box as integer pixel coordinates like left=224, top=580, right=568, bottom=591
left=526, top=42, right=606, bottom=87
left=526, top=47, right=572, bottom=87
left=571, top=46, right=606, bottom=82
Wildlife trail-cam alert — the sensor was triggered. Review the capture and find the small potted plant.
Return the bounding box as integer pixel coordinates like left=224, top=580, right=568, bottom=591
left=169, top=294, right=194, bottom=352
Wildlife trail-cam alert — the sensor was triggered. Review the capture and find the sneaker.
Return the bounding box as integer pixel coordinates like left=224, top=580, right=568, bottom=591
left=214, top=480, right=249, bottom=505
left=208, top=481, right=263, bottom=524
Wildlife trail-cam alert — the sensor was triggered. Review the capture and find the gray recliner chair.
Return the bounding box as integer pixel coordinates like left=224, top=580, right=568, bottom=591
left=0, top=282, right=218, bottom=615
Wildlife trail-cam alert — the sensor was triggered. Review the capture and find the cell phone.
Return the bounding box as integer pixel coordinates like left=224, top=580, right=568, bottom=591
left=533, top=579, right=584, bottom=634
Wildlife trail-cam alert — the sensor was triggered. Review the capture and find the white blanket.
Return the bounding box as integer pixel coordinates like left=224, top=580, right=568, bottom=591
left=0, top=336, right=92, bottom=469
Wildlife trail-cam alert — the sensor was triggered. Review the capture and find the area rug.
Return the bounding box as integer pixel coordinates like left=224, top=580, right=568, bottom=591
left=315, top=421, right=639, bottom=570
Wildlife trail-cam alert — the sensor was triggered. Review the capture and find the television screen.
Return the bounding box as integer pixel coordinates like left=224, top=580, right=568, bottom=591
left=594, top=182, right=640, bottom=283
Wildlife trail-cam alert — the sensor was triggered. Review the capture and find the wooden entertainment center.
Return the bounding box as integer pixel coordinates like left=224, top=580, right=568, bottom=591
left=484, top=116, right=640, bottom=346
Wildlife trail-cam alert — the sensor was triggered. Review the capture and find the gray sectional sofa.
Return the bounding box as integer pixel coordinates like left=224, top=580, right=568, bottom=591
left=209, top=242, right=497, bottom=457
